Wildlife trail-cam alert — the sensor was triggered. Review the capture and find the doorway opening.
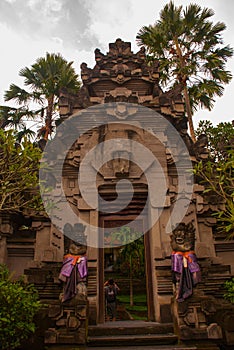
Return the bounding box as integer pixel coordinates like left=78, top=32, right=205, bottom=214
left=104, top=224, right=147, bottom=322
left=98, top=186, right=154, bottom=323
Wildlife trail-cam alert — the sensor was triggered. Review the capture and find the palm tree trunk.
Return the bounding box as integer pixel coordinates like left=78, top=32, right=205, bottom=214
left=183, top=86, right=196, bottom=142
left=174, top=37, right=196, bottom=143
left=44, top=95, right=54, bottom=140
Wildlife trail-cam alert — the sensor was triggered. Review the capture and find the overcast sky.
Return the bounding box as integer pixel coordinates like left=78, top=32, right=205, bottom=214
left=1, top=0, right=234, bottom=126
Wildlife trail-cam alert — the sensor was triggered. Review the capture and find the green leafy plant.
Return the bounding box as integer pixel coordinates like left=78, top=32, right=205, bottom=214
left=224, top=278, right=234, bottom=304
left=195, top=120, right=234, bottom=161
left=0, top=129, right=43, bottom=214
left=0, top=264, right=41, bottom=350
left=194, top=121, right=234, bottom=238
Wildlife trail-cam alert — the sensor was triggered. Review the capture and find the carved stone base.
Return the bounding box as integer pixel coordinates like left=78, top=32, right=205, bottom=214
left=45, top=296, right=88, bottom=345
left=171, top=291, right=234, bottom=347
left=213, top=308, right=234, bottom=346
left=171, top=291, right=222, bottom=341
left=24, top=263, right=89, bottom=346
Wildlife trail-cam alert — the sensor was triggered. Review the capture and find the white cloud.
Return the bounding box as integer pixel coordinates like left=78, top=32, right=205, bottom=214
left=0, top=0, right=234, bottom=125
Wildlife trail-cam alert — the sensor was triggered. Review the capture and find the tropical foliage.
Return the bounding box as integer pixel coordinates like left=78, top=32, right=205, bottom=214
left=137, top=1, right=233, bottom=141
left=195, top=120, right=234, bottom=160
left=224, top=278, right=234, bottom=304
left=3, top=53, right=80, bottom=141
left=0, top=264, right=41, bottom=350
left=194, top=121, right=234, bottom=238
left=0, top=129, right=42, bottom=214
left=112, top=227, right=145, bottom=306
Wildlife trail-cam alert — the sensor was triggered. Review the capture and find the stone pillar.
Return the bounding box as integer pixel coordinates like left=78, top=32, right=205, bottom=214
left=0, top=236, right=7, bottom=264
left=0, top=215, right=13, bottom=264
left=33, top=221, right=64, bottom=262
left=88, top=210, right=99, bottom=325
left=147, top=215, right=161, bottom=322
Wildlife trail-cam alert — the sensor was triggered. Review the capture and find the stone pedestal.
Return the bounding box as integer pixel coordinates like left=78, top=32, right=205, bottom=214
left=171, top=289, right=234, bottom=347
left=45, top=295, right=88, bottom=345
left=25, top=262, right=89, bottom=346
left=171, top=291, right=222, bottom=341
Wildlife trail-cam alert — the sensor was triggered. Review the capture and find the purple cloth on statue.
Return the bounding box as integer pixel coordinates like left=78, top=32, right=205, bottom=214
left=77, top=256, right=88, bottom=278
left=171, top=252, right=200, bottom=274
left=59, top=254, right=88, bottom=302
left=60, top=257, right=75, bottom=277
left=171, top=251, right=201, bottom=302
left=60, top=255, right=88, bottom=279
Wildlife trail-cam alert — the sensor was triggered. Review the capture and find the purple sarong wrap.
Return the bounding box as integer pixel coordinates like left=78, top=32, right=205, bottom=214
left=60, top=255, right=88, bottom=279
left=171, top=251, right=200, bottom=274
left=59, top=254, right=88, bottom=302
left=171, top=251, right=201, bottom=302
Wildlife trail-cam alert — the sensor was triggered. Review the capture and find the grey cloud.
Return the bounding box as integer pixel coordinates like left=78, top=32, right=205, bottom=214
left=54, top=0, right=99, bottom=49
left=0, top=0, right=100, bottom=50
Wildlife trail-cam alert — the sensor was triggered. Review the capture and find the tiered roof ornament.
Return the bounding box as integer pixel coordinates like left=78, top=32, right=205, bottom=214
left=59, top=38, right=185, bottom=121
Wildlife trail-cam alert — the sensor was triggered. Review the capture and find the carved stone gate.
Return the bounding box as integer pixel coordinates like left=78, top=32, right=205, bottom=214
left=1, top=39, right=234, bottom=347
left=57, top=39, right=234, bottom=330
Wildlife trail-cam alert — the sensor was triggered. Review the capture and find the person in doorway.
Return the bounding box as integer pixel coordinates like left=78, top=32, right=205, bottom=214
left=104, top=278, right=120, bottom=321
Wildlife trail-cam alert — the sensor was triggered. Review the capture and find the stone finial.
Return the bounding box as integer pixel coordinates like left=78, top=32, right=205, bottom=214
left=94, top=48, right=105, bottom=62
left=108, top=38, right=132, bottom=56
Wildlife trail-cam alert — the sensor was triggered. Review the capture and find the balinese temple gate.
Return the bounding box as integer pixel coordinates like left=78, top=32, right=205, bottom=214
left=1, top=39, right=234, bottom=348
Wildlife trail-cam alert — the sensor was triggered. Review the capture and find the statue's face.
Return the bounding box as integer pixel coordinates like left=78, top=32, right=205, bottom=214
left=69, top=243, right=87, bottom=256
left=171, top=228, right=194, bottom=252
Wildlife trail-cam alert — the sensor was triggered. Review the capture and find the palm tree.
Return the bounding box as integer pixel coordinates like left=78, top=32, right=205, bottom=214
left=0, top=105, right=36, bottom=141
left=111, top=227, right=145, bottom=307
left=119, top=236, right=145, bottom=307
left=4, top=53, right=80, bottom=140
left=0, top=106, right=27, bottom=129
left=137, top=1, right=233, bottom=142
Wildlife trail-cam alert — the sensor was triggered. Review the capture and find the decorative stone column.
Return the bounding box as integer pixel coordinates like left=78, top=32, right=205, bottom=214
left=0, top=214, right=13, bottom=264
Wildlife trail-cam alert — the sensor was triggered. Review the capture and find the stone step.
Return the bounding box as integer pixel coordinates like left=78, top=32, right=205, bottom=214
left=87, top=333, right=178, bottom=347
left=47, top=343, right=219, bottom=350
left=48, top=346, right=197, bottom=350
left=88, top=321, right=174, bottom=336
left=86, top=347, right=197, bottom=350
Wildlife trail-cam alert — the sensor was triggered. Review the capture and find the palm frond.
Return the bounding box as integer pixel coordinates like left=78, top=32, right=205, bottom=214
left=4, top=84, right=32, bottom=104
left=136, top=1, right=233, bottom=131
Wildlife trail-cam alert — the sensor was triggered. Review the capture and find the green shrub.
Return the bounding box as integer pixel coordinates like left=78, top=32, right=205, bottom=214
left=0, top=264, right=41, bottom=350
left=224, top=278, right=234, bottom=304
